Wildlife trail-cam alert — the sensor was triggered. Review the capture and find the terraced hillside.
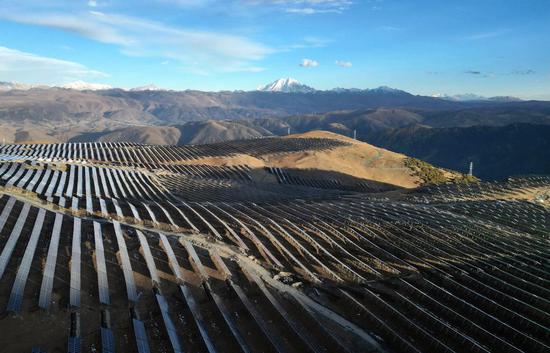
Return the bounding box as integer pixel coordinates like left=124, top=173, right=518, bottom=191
left=0, top=135, right=548, bottom=353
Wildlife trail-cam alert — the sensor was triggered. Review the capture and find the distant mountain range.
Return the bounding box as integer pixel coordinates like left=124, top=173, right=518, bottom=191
left=432, top=93, right=523, bottom=102
left=66, top=110, right=550, bottom=180
left=1, top=78, right=548, bottom=180
left=0, top=80, right=112, bottom=91
left=0, top=78, right=522, bottom=102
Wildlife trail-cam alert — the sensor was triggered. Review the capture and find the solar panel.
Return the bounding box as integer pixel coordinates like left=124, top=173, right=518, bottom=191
left=142, top=203, right=159, bottom=225
left=68, top=336, right=81, bottom=353
left=166, top=201, right=199, bottom=232
left=99, top=198, right=108, bottom=216
left=70, top=217, right=82, bottom=308
left=44, top=170, right=60, bottom=197
left=91, top=167, right=101, bottom=198
left=242, top=264, right=324, bottom=353
left=1, top=163, right=19, bottom=180
left=39, top=210, right=64, bottom=310
left=0, top=197, right=16, bottom=232
left=181, top=202, right=222, bottom=240
left=7, top=208, right=46, bottom=312
left=0, top=203, right=31, bottom=281
left=16, top=169, right=35, bottom=189
left=76, top=165, right=83, bottom=197
left=136, top=230, right=159, bottom=283
left=184, top=241, right=251, bottom=353
left=0, top=163, right=10, bottom=176
left=34, top=168, right=52, bottom=194
left=112, top=199, right=123, bottom=218
left=158, top=234, right=216, bottom=353
left=155, top=294, right=184, bottom=353
left=98, top=167, right=111, bottom=198
left=25, top=168, right=43, bottom=191
left=6, top=164, right=26, bottom=187
left=155, top=203, right=178, bottom=228
left=101, top=327, right=116, bottom=353
left=116, top=169, right=133, bottom=197
left=85, top=167, right=93, bottom=213
left=113, top=221, right=137, bottom=302
left=132, top=319, right=151, bottom=353
left=65, top=165, right=76, bottom=197
left=126, top=171, right=148, bottom=198
left=94, top=221, right=110, bottom=305
left=110, top=169, right=127, bottom=198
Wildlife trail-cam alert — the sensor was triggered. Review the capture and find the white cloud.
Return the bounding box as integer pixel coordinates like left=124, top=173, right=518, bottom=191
left=87, top=0, right=97, bottom=7
left=465, top=29, right=511, bottom=40
left=335, top=60, right=352, bottom=68
left=378, top=25, right=403, bottom=32
left=249, top=0, right=353, bottom=15
left=1, top=9, right=273, bottom=75
left=0, top=46, right=107, bottom=85
left=300, top=58, right=319, bottom=67
left=282, top=36, right=331, bottom=51
left=286, top=8, right=318, bottom=14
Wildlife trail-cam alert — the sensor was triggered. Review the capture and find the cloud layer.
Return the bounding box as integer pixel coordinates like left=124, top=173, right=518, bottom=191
left=1, top=8, right=273, bottom=74
left=249, top=0, right=354, bottom=15
left=0, top=46, right=106, bottom=84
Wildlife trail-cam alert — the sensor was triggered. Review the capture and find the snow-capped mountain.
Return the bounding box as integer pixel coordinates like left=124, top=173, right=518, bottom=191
left=60, top=81, right=112, bottom=91
left=367, top=86, right=408, bottom=94
left=0, top=81, right=49, bottom=91
left=257, top=78, right=316, bottom=93
left=432, top=93, right=521, bottom=102
left=487, top=96, right=522, bottom=102
left=331, top=87, right=364, bottom=93
left=0, top=81, right=112, bottom=91
left=130, top=84, right=165, bottom=91
left=330, top=86, right=409, bottom=94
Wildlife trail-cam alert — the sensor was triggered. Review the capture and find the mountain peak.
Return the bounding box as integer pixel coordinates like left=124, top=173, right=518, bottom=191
left=257, top=78, right=316, bottom=93
left=130, top=84, right=164, bottom=91
left=60, top=80, right=112, bottom=91
left=369, top=86, right=407, bottom=94
left=433, top=93, right=522, bottom=102
left=0, top=81, right=49, bottom=91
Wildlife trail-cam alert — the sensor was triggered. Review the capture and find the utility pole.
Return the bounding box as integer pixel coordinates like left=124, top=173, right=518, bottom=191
left=468, top=162, right=473, bottom=176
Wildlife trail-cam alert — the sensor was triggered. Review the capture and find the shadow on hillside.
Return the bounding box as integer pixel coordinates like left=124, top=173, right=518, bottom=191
left=264, top=167, right=403, bottom=193
left=163, top=166, right=405, bottom=203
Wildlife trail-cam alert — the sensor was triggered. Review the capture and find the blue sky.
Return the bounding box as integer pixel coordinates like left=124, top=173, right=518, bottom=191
left=0, top=0, right=549, bottom=98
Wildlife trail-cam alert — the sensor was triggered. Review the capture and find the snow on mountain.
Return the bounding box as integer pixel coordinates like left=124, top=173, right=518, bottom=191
left=59, top=81, right=112, bottom=91
left=257, top=78, right=316, bottom=93
left=130, top=84, right=165, bottom=91
left=432, top=93, right=521, bottom=102
left=0, top=81, right=49, bottom=91
left=488, top=96, right=522, bottom=102
left=331, top=87, right=364, bottom=93
left=368, top=86, right=408, bottom=94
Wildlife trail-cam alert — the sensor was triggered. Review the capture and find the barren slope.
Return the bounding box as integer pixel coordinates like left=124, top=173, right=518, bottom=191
left=173, top=130, right=462, bottom=189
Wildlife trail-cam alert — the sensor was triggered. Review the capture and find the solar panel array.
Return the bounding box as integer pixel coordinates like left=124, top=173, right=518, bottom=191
left=0, top=140, right=547, bottom=353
